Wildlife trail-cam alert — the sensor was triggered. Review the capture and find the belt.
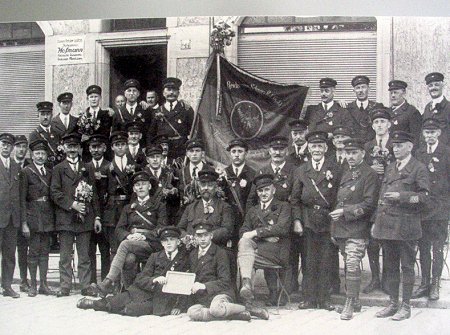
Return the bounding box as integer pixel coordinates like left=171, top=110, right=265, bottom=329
left=31, top=196, right=48, bottom=202
left=112, top=195, right=129, bottom=201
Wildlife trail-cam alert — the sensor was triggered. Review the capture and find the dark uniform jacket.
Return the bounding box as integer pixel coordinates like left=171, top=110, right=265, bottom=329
left=0, top=159, right=21, bottom=228
left=372, top=157, right=430, bottom=241
left=331, top=161, right=379, bottom=239
left=86, top=158, right=110, bottom=215
left=177, top=197, right=234, bottom=248
left=187, top=243, right=234, bottom=307
left=87, top=108, right=113, bottom=138
left=388, top=101, right=422, bottom=146
left=302, top=102, right=353, bottom=134
left=286, top=146, right=310, bottom=166
left=127, top=145, right=146, bottom=169
left=346, top=100, right=384, bottom=142
left=51, top=113, right=79, bottom=138
left=178, top=162, right=214, bottom=206
left=112, top=104, right=152, bottom=136
left=50, top=159, right=100, bottom=233
left=422, top=97, right=450, bottom=145
left=415, top=142, right=450, bottom=221
left=240, top=199, right=292, bottom=266
left=149, top=101, right=195, bottom=160
left=247, top=161, right=296, bottom=207
left=364, top=137, right=394, bottom=167
left=115, top=198, right=167, bottom=247
left=29, top=126, right=64, bottom=168
left=291, top=158, right=340, bottom=233
left=103, top=155, right=137, bottom=227
left=20, top=163, right=55, bottom=232
left=130, top=248, right=190, bottom=315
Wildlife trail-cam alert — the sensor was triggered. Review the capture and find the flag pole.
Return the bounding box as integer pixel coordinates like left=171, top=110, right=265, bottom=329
left=215, top=52, right=221, bottom=117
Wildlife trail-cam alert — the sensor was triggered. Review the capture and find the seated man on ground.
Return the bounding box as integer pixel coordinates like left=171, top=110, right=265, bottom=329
left=93, top=171, right=167, bottom=296
left=77, top=226, right=189, bottom=316
left=186, top=221, right=269, bottom=322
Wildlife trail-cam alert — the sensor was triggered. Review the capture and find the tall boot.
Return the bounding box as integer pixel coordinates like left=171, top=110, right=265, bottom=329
left=340, top=297, right=354, bottom=320
left=38, top=257, right=55, bottom=295
left=429, top=278, right=440, bottom=301
left=28, top=261, right=38, bottom=297
left=375, top=296, right=399, bottom=318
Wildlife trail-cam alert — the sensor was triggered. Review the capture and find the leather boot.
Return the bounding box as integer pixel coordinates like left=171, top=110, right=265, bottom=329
left=38, top=258, right=55, bottom=295
left=340, top=297, right=354, bottom=320
left=240, top=278, right=254, bottom=302
left=94, top=278, right=113, bottom=298
left=391, top=302, right=411, bottom=321
left=227, top=311, right=251, bottom=321
left=353, top=297, right=362, bottom=313
left=246, top=304, right=269, bottom=320
left=429, top=278, right=440, bottom=301
left=28, top=262, right=38, bottom=297
left=375, top=297, right=399, bottom=318
left=411, top=284, right=429, bottom=299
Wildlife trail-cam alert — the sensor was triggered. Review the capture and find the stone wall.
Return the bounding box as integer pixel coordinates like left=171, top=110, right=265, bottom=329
left=393, top=17, right=450, bottom=112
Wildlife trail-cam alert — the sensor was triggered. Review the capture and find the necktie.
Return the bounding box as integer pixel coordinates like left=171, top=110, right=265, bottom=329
left=338, top=156, right=342, bottom=165
left=121, top=157, right=125, bottom=171
left=130, top=107, right=134, bottom=116
left=261, top=203, right=267, bottom=211
left=4, top=159, right=9, bottom=170
left=360, top=103, right=365, bottom=113
left=63, top=116, right=69, bottom=129
left=198, top=248, right=206, bottom=259
left=70, top=162, right=77, bottom=172
left=428, top=145, right=432, bottom=154
left=396, top=161, right=401, bottom=171
left=41, top=167, right=46, bottom=176
left=169, top=102, right=173, bottom=111
left=324, top=104, right=328, bottom=112
left=153, top=169, right=159, bottom=178
left=95, top=160, right=99, bottom=169
left=315, top=162, right=320, bottom=171
left=235, top=167, right=239, bottom=177
left=379, top=139, right=383, bottom=149
left=274, top=167, right=280, bottom=175
left=192, top=166, right=198, bottom=179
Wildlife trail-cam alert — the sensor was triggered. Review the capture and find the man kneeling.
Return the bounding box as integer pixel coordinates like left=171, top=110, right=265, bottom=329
left=77, top=226, right=188, bottom=316
left=187, top=221, right=269, bottom=321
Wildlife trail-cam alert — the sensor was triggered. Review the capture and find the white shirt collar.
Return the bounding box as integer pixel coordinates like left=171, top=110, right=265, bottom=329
left=167, top=249, right=178, bottom=261
left=164, top=100, right=178, bottom=111
left=202, top=198, right=212, bottom=207
left=432, top=95, right=444, bottom=108
left=93, top=157, right=104, bottom=167
left=322, top=101, right=334, bottom=110
left=271, top=161, right=286, bottom=173
left=357, top=99, right=369, bottom=109
left=189, top=161, right=203, bottom=177
left=260, top=197, right=274, bottom=210
left=0, top=156, right=10, bottom=167
left=397, top=154, right=412, bottom=171
left=375, top=134, right=390, bottom=149
left=152, top=103, right=160, bottom=110
left=294, top=143, right=308, bottom=155
left=312, top=156, right=325, bottom=171
left=137, top=195, right=150, bottom=206
left=40, top=124, right=51, bottom=132
left=114, top=155, right=127, bottom=168
left=126, top=103, right=138, bottom=113
left=428, top=140, right=439, bottom=154
left=198, top=243, right=211, bottom=256
left=34, top=161, right=44, bottom=169
left=392, top=100, right=406, bottom=111
left=231, top=163, right=245, bottom=177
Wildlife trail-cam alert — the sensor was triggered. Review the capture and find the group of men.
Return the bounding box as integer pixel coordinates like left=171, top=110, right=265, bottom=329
left=0, top=71, right=448, bottom=323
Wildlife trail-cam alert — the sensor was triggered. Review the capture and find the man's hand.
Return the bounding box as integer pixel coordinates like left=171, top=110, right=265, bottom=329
left=153, top=276, right=167, bottom=285
left=94, top=171, right=106, bottom=180
left=293, top=219, right=303, bottom=235
left=242, top=230, right=257, bottom=239
left=140, top=101, right=150, bottom=110
left=22, top=223, right=30, bottom=239
left=72, top=201, right=86, bottom=214
left=337, top=100, right=349, bottom=108
left=170, top=308, right=181, bottom=315
left=191, top=282, right=206, bottom=294
left=370, top=164, right=385, bottom=175
left=384, top=192, right=400, bottom=200
left=329, top=208, right=344, bottom=221
left=94, top=219, right=102, bottom=234
left=127, top=233, right=145, bottom=241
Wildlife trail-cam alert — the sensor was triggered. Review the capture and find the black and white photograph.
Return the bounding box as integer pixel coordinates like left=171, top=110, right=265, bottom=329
left=0, top=1, right=449, bottom=334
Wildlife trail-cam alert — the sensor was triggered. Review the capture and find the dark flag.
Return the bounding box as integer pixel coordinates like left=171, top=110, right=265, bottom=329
left=192, top=52, right=309, bottom=169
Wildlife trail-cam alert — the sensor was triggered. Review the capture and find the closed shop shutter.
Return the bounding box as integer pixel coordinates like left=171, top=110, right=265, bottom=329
left=238, top=31, right=377, bottom=109
left=0, top=45, right=45, bottom=137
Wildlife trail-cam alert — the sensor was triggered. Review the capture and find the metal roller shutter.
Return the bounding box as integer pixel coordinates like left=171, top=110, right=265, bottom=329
left=238, top=31, right=377, bottom=107
left=0, top=45, right=45, bottom=137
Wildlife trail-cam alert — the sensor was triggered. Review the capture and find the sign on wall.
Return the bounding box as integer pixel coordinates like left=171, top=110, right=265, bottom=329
left=56, top=36, right=85, bottom=64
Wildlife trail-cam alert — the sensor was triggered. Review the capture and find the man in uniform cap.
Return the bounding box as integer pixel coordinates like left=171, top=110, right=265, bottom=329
left=77, top=226, right=190, bottom=316
left=286, top=119, right=310, bottom=165
left=29, top=101, right=64, bottom=168
left=412, top=119, right=450, bottom=301
left=387, top=80, right=422, bottom=146
left=187, top=221, right=269, bottom=322
left=238, top=174, right=292, bottom=307
left=302, top=78, right=352, bottom=134
left=0, top=133, right=21, bottom=298
left=85, top=134, right=112, bottom=284
left=13, top=135, right=31, bottom=169
left=362, top=108, right=394, bottom=294
left=372, top=131, right=430, bottom=321
left=94, top=171, right=167, bottom=296
left=112, top=79, right=152, bottom=146
left=421, top=72, right=449, bottom=145
left=51, top=92, right=79, bottom=138
left=292, top=130, right=341, bottom=310
left=329, top=138, right=379, bottom=320
left=346, top=76, right=384, bottom=142
left=50, top=133, right=101, bottom=297
left=144, top=144, right=180, bottom=226
left=20, top=139, right=55, bottom=297
left=126, top=121, right=146, bottom=169
left=330, top=126, right=352, bottom=169
left=149, top=77, right=195, bottom=160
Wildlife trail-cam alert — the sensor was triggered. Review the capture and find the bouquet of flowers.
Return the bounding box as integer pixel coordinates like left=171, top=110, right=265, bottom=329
left=210, top=21, right=236, bottom=53
left=77, top=110, right=100, bottom=137
left=124, top=164, right=136, bottom=175
left=74, top=180, right=93, bottom=222
left=181, top=234, right=198, bottom=250
left=371, top=146, right=393, bottom=168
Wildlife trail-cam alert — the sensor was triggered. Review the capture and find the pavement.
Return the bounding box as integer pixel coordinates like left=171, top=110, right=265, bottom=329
left=1, top=249, right=449, bottom=335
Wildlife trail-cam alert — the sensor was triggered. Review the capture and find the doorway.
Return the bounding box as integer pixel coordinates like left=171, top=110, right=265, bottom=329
left=109, top=44, right=167, bottom=106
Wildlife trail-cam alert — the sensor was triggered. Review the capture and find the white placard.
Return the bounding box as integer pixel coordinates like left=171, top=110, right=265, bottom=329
left=56, top=36, right=85, bottom=64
